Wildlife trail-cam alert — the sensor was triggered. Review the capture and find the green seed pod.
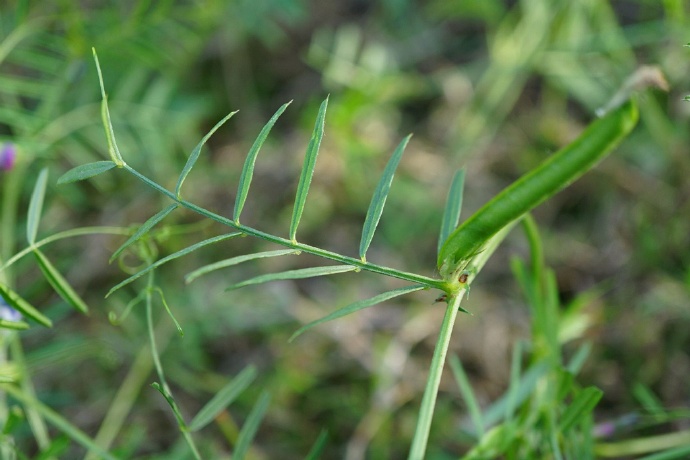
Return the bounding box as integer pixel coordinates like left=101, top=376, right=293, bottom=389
left=438, top=100, right=639, bottom=275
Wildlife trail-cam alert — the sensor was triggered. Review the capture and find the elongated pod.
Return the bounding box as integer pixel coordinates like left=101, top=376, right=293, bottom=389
left=438, top=100, right=638, bottom=274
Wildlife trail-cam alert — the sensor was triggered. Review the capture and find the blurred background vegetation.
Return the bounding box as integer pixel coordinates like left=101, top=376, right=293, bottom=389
left=0, top=0, right=688, bottom=458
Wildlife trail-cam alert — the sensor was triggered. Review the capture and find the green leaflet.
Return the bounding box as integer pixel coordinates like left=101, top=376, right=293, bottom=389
left=185, top=249, right=298, bottom=284
left=106, top=232, right=242, bottom=297
left=92, top=48, right=124, bottom=166
left=109, top=204, right=178, bottom=263
left=233, top=391, right=271, bottom=460
left=234, top=101, right=292, bottom=224
left=226, top=265, right=355, bottom=291
left=0, top=319, right=29, bottom=330
left=289, top=285, right=426, bottom=342
left=57, top=161, right=117, bottom=184
left=437, top=169, right=465, bottom=256
left=359, top=135, right=411, bottom=262
left=188, top=365, right=257, bottom=432
left=0, top=282, right=52, bottom=327
left=26, top=168, right=48, bottom=245
left=289, top=96, right=329, bottom=242
left=438, top=100, right=639, bottom=274
left=175, top=110, right=238, bottom=199
left=33, top=249, right=89, bottom=314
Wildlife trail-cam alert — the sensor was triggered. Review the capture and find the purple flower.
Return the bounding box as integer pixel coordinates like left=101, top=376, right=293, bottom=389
left=0, top=143, right=17, bottom=171
left=0, top=295, right=22, bottom=322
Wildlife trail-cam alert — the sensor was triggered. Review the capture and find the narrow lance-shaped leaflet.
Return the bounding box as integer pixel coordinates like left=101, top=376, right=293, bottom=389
left=234, top=101, right=292, bottom=224
left=175, top=111, right=238, bottom=199
left=289, top=97, right=328, bottom=242
left=438, top=100, right=638, bottom=275
left=289, top=284, right=426, bottom=342
left=33, top=249, right=89, bottom=314
left=92, top=48, right=125, bottom=166
left=26, top=168, right=48, bottom=245
left=226, top=265, right=355, bottom=291
left=359, top=135, right=411, bottom=262
left=437, top=169, right=465, bottom=256
left=57, top=161, right=117, bottom=185
left=109, top=204, right=178, bottom=263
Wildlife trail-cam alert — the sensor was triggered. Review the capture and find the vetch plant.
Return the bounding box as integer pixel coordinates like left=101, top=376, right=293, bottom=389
left=56, top=51, right=662, bottom=458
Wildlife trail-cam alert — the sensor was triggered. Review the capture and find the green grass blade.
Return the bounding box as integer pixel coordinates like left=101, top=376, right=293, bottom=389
left=233, top=391, right=271, bottom=460
left=234, top=101, right=292, bottom=224
left=358, top=134, right=411, bottom=262
left=226, top=264, right=355, bottom=292
left=33, top=249, right=89, bottom=314
left=289, top=285, right=425, bottom=342
left=305, top=429, right=329, bottom=460
left=26, top=168, right=48, bottom=244
left=438, top=169, right=465, bottom=255
left=438, top=100, right=638, bottom=272
left=185, top=249, right=298, bottom=284
left=106, top=232, right=242, bottom=297
left=0, top=283, right=52, bottom=327
left=175, top=110, right=238, bottom=199
left=57, top=161, right=117, bottom=184
left=289, top=96, right=329, bottom=242
left=92, top=48, right=124, bottom=166
left=449, top=354, right=484, bottom=437
left=559, top=386, right=603, bottom=432
left=109, top=204, right=178, bottom=263
left=189, top=365, right=257, bottom=432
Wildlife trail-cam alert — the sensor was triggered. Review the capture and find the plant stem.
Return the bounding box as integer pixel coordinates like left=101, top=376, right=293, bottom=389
left=408, top=292, right=464, bottom=460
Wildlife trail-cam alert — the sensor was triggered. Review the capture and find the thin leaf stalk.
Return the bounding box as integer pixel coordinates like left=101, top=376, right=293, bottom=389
left=123, top=165, right=446, bottom=291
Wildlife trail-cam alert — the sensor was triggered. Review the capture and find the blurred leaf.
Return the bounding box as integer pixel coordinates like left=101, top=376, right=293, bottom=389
left=0, top=319, right=29, bottom=330
left=633, top=383, right=664, bottom=415
left=305, top=429, right=329, bottom=460
left=233, top=391, right=271, bottom=460
left=57, top=161, right=117, bottom=184
left=450, top=354, right=484, bottom=437
left=1, top=384, right=118, bottom=460
left=109, top=204, right=178, bottom=263
left=106, top=233, right=242, bottom=297
left=438, top=169, right=465, bottom=256
left=481, top=360, right=550, bottom=429
left=560, top=386, right=603, bottom=432
left=289, top=96, right=328, bottom=242
left=0, top=282, right=52, bottom=327
left=359, top=134, right=411, bottom=262
left=289, top=285, right=425, bottom=341
left=234, top=101, right=292, bottom=224
left=227, top=265, right=355, bottom=291
left=26, top=168, right=48, bottom=245
left=185, top=249, right=298, bottom=284
left=33, top=249, right=89, bottom=314
left=189, top=365, right=257, bottom=432
left=175, top=110, right=238, bottom=199
left=93, top=48, right=124, bottom=166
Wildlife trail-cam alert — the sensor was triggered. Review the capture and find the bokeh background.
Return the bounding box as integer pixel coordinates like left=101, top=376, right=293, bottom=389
left=1, top=1, right=689, bottom=458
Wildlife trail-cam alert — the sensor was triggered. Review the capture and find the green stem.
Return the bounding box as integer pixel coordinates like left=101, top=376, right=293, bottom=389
left=408, top=222, right=517, bottom=458
left=144, top=263, right=201, bottom=460
left=408, top=292, right=463, bottom=460
left=124, top=165, right=446, bottom=291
